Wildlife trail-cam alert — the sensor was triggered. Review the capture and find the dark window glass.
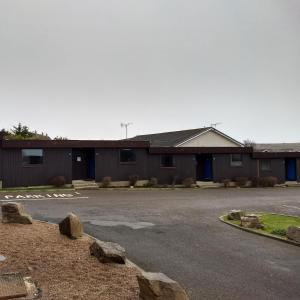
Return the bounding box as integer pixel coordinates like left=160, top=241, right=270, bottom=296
left=22, top=149, right=43, bottom=165
left=230, top=154, right=243, bottom=167
left=260, top=159, right=271, bottom=171
left=161, top=154, right=174, bottom=167
left=120, top=149, right=136, bottom=163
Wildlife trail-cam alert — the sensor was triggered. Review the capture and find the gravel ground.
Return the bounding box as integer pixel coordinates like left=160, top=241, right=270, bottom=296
left=0, top=221, right=139, bottom=300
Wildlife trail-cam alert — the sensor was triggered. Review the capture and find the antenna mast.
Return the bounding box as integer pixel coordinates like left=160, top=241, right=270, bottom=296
left=121, top=122, right=132, bottom=139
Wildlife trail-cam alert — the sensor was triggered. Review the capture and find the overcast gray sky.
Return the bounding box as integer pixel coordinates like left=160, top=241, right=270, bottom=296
left=0, top=1, right=299, bottom=142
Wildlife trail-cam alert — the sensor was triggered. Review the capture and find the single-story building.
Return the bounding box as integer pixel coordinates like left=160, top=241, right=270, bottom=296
left=0, top=128, right=299, bottom=188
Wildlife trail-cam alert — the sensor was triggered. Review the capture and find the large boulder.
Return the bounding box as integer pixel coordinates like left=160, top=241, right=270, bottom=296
left=240, top=214, right=263, bottom=229
left=287, top=226, right=300, bottom=243
left=137, top=272, right=189, bottom=300
left=1, top=202, right=32, bottom=224
left=59, top=213, right=83, bottom=239
left=227, top=210, right=245, bottom=220
left=90, top=240, right=126, bottom=264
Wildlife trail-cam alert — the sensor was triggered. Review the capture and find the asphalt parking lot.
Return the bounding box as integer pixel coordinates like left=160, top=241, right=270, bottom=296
left=1, top=188, right=300, bottom=300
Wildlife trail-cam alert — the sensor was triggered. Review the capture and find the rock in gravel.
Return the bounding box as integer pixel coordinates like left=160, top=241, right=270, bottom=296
left=287, top=226, right=300, bottom=243
left=240, top=214, right=263, bottom=229
left=227, top=210, right=245, bottom=220
left=59, top=213, right=83, bottom=239
left=137, top=271, right=189, bottom=300
left=1, top=202, right=32, bottom=224
left=90, top=240, right=126, bottom=264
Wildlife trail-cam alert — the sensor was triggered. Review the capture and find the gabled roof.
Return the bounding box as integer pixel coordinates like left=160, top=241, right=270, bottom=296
left=255, top=143, right=300, bottom=153
left=130, top=127, right=243, bottom=147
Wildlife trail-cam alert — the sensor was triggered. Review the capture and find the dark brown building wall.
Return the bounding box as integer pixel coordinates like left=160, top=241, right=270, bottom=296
left=0, top=148, right=2, bottom=183
left=147, top=154, right=196, bottom=184
left=95, top=148, right=149, bottom=182
left=258, top=158, right=285, bottom=183
left=94, top=148, right=196, bottom=184
left=213, top=154, right=257, bottom=182
left=2, top=148, right=72, bottom=188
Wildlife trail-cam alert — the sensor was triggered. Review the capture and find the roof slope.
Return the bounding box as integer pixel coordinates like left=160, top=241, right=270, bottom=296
left=130, top=128, right=210, bottom=147
left=255, top=143, right=300, bottom=152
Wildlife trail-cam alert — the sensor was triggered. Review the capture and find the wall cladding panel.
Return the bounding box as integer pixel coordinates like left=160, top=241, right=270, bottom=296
left=2, top=148, right=72, bottom=188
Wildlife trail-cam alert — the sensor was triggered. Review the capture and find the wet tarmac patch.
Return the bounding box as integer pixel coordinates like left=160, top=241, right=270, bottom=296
left=89, top=220, right=155, bottom=229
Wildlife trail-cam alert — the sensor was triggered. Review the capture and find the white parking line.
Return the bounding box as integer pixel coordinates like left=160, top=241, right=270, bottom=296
left=0, top=196, right=89, bottom=202
left=282, top=205, right=300, bottom=210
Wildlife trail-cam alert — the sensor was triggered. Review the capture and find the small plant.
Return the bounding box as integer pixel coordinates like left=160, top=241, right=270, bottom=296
left=223, top=178, right=231, bottom=188
left=271, top=228, right=287, bottom=236
left=50, top=176, right=66, bottom=188
left=129, top=174, right=139, bottom=187
left=182, top=177, right=194, bottom=188
left=102, top=176, right=112, bottom=188
left=251, top=177, right=261, bottom=187
left=146, top=177, right=158, bottom=187
left=235, top=177, right=248, bottom=187
left=260, top=176, right=278, bottom=187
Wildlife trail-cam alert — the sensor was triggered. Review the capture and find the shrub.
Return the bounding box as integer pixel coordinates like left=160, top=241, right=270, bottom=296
left=129, top=174, right=139, bottom=187
left=260, top=176, right=278, bottom=187
left=251, top=176, right=278, bottom=187
left=102, top=176, right=112, bottom=188
left=182, top=177, right=194, bottom=188
left=271, top=228, right=287, bottom=236
left=223, top=179, right=231, bottom=188
left=147, top=177, right=158, bottom=187
left=235, top=177, right=248, bottom=187
left=50, top=175, right=66, bottom=188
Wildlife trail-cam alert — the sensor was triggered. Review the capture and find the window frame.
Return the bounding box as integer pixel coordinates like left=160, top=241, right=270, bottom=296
left=260, top=159, right=272, bottom=171
left=22, top=149, right=44, bottom=166
left=230, top=154, right=243, bottom=167
left=160, top=154, right=175, bottom=168
left=119, top=148, right=136, bottom=164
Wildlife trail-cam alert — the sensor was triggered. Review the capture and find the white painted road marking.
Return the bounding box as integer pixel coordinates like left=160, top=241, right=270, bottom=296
left=282, top=205, right=300, bottom=210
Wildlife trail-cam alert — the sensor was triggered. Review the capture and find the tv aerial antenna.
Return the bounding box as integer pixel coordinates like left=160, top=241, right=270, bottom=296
left=121, top=122, right=132, bottom=139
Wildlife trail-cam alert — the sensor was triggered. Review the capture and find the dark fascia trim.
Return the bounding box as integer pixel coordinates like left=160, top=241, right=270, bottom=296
left=1, top=139, right=150, bottom=149
left=149, top=147, right=253, bottom=154
left=253, top=152, right=300, bottom=158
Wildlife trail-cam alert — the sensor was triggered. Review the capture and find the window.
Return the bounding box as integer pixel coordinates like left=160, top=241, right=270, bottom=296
left=22, top=149, right=43, bottom=165
left=230, top=154, right=243, bottom=167
left=260, top=159, right=271, bottom=171
left=161, top=154, right=174, bottom=167
left=120, top=149, right=136, bottom=163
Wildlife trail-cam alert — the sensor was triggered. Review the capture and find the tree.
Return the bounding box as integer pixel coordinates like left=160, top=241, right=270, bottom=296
left=243, top=139, right=256, bottom=148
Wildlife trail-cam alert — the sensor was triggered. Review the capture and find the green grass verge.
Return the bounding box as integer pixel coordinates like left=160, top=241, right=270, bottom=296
left=225, top=213, right=300, bottom=238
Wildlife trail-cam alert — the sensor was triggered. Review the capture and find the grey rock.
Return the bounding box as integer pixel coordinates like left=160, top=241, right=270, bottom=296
left=227, top=210, right=245, bottom=220
left=240, top=214, right=263, bottom=229
left=1, top=202, right=32, bottom=224
left=59, top=213, right=83, bottom=239
left=137, top=271, right=189, bottom=300
left=287, top=226, right=300, bottom=243
left=90, top=240, right=126, bottom=264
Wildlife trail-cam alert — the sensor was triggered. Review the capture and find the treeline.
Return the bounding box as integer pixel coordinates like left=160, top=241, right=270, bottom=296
left=0, top=123, right=68, bottom=140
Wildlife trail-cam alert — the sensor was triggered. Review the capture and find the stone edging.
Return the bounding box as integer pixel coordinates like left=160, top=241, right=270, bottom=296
left=219, top=215, right=300, bottom=247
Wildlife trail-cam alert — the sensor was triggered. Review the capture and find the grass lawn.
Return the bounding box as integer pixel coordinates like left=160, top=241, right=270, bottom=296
left=225, top=213, right=300, bottom=238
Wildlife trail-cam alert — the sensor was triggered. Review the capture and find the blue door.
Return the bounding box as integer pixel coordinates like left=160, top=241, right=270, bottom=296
left=204, top=157, right=213, bottom=181
left=286, top=159, right=297, bottom=181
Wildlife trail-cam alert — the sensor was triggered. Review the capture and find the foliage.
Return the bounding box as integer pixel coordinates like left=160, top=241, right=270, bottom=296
left=146, top=177, right=158, bottom=187
left=223, top=178, right=231, bottom=188
left=102, top=176, right=112, bottom=188
left=1, top=123, right=51, bottom=140
left=182, top=177, right=194, bottom=188
left=270, top=228, right=287, bottom=236
left=251, top=176, right=278, bottom=188
left=49, top=176, right=66, bottom=187
left=235, top=177, right=248, bottom=187
left=129, top=174, right=139, bottom=187
left=243, top=139, right=256, bottom=147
